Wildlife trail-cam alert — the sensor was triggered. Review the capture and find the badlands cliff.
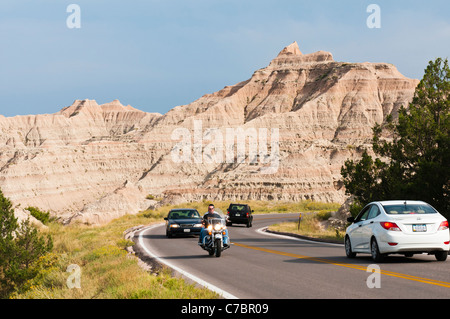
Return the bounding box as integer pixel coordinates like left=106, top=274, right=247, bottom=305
left=0, top=42, right=419, bottom=224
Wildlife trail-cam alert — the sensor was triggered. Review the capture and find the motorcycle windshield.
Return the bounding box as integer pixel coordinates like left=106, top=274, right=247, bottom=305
left=207, top=218, right=225, bottom=229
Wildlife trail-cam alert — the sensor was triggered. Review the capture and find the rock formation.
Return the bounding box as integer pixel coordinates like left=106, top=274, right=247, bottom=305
left=0, top=42, right=419, bottom=224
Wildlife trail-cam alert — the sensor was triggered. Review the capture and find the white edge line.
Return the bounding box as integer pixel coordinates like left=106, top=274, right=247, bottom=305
left=138, top=223, right=238, bottom=299
left=256, top=226, right=344, bottom=247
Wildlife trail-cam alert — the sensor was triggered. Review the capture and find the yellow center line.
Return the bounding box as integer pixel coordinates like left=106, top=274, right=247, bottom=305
left=233, top=242, right=450, bottom=289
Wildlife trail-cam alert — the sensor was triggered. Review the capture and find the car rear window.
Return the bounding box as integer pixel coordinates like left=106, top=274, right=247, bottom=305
left=382, top=204, right=437, bottom=215
left=168, top=210, right=200, bottom=219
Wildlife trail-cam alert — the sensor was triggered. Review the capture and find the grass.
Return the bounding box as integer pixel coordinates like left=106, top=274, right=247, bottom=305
left=141, top=199, right=340, bottom=216
left=267, top=211, right=345, bottom=243
left=10, top=213, right=218, bottom=299
left=9, top=199, right=341, bottom=299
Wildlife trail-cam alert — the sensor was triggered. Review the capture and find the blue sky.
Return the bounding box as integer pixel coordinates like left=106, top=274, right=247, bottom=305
left=1, top=0, right=449, bottom=117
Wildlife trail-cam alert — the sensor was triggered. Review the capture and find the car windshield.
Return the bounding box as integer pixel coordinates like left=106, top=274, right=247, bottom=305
left=382, top=203, right=437, bottom=215
left=168, top=210, right=201, bottom=219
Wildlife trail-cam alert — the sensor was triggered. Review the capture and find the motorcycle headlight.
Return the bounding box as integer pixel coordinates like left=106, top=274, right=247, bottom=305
left=207, top=225, right=212, bottom=231
left=214, top=224, right=222, bottom=231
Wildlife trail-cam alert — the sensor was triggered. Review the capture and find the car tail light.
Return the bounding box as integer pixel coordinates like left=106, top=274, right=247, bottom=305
left=380, top=222, right=401, bottom=231
left=388, top=242, right=398, bottom=246
left=444, top=241, right=449, bottom=245
left=438, top=221, right=449, bottom=231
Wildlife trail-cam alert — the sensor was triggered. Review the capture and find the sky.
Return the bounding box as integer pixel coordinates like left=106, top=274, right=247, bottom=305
left=0, top=0, right=449, bottom=117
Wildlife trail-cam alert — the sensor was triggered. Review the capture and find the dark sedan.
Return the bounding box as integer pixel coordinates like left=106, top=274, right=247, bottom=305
left=164, top=209, right=203, bottom=238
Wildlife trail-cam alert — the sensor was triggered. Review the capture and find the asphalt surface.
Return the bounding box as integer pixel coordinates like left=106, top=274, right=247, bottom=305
left=135, top=213, right=450, bottom=299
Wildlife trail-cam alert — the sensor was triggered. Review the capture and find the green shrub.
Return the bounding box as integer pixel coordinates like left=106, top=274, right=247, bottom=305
left=25, top=206, right=54, bottom=225
left=316, top=211, right=332, bottom=220
left=0, top=190, right=53, bottom=298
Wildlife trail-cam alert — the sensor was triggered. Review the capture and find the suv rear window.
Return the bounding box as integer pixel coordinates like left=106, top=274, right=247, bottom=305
left=382, top=204, right=437, bottom=215
left=229, top=205, right=247, bottom=211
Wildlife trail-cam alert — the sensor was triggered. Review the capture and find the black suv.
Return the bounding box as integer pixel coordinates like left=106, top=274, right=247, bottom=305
left=226, top=203, right=253, bottom=227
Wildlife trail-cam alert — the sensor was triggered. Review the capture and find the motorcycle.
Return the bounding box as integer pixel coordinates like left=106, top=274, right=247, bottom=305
left=200, top=217, right=230, bottom=257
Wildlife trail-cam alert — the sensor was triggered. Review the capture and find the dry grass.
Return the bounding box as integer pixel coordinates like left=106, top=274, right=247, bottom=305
left=267, top=212, right=345, bottom=242
left=142, top=199, right=340, bottom=216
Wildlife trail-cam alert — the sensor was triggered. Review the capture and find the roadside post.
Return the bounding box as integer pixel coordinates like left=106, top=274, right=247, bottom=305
left=297, top=213, right=302, bottom=230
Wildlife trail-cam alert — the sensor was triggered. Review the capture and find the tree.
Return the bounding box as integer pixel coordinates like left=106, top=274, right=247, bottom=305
left=341, top=58, right=450, bottom=218
left=0, top=189, right=53, bottom=298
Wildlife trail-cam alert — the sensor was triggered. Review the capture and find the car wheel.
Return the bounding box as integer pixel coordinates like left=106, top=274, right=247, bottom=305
left=166, top=230, right=172, bottom=238
left=345, top=236, right=356, bottom=258
left=435, top=251, right=448, bottom=261
left=370, top=238, right=385, bottom=262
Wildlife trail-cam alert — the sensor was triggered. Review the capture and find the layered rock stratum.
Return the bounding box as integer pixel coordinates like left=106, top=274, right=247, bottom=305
left=0, top=42, right=419, bottom=224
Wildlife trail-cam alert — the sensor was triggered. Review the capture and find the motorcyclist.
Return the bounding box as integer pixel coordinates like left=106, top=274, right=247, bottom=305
left=198, top=203, right=229, bottom=247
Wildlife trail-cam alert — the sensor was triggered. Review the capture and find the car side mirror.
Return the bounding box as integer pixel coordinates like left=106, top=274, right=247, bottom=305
left=347, top=217, right=355, bottom=223
left=251, top=210, right=254, bottom=212
left=164, top=217, right=168, bottom=220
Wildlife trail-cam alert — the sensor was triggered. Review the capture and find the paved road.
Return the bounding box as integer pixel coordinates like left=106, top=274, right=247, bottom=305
left=135, top=213, right=450, bottom=299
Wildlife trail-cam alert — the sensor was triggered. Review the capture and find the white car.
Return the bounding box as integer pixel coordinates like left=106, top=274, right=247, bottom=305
left=345, top=200, right=449, bottom=262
